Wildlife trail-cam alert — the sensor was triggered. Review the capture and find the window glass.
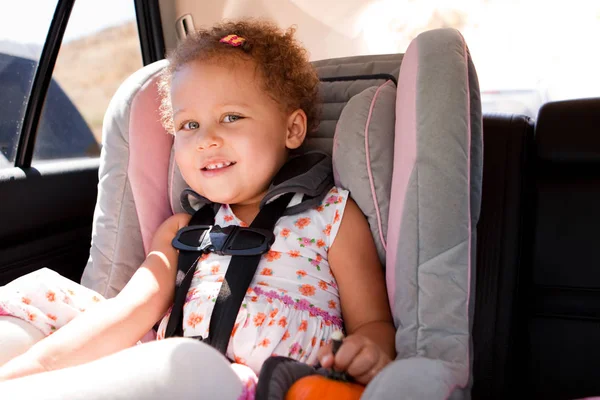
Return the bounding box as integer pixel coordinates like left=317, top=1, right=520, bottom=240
left=33, top=0, right=142, bottom=163
left=0, top=0, right=58, bottom=167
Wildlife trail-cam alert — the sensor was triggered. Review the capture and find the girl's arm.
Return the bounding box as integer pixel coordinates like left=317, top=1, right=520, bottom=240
left=0, top=213, right=191, bottom=381
left=318, top=198, right=396, bottom=384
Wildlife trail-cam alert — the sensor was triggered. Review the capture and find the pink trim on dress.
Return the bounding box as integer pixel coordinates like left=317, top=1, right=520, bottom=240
left=252, top=286, right=343, bottom=328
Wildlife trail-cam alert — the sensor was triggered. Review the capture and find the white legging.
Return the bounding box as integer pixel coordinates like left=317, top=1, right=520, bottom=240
left=0, top=337, right=245, bottom=400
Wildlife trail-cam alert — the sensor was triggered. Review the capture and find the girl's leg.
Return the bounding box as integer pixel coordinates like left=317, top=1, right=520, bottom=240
left=0, top=338, right=246, bottom=400
left=0, top=316, right=45, bottom=366
left=0, top=267, right=107, bottom=366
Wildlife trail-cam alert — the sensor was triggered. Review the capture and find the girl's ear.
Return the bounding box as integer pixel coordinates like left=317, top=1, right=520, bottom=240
left=285, top=109, right=308, bottom=150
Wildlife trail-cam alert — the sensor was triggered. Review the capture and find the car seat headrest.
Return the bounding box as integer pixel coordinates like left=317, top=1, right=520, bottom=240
left=536, top=98, right=600, bottom=163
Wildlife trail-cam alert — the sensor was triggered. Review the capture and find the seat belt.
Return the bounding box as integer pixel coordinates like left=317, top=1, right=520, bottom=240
left=165, top=192, right=295, bottom=356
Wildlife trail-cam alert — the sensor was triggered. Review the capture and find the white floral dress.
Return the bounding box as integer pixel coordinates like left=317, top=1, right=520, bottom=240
left=156, top=186, right=349, bottom=374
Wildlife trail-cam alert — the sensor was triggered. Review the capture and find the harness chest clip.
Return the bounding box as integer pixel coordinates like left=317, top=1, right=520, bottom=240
left=172, top=225, right=276, bottom=256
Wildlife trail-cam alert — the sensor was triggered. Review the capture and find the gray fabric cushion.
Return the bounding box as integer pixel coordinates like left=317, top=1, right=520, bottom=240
left=332, top=82, right=396, bottom=265
left=367, top=27, right=483, bottom=400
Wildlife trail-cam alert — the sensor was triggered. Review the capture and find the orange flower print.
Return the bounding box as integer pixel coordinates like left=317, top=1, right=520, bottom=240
left=27, top=311, right=36, bottom=322
left=278, top=316, right=288, bottom=328
left=46, top=291, right=56, bottom=302
left=316, top=239, right=326, bottom=248
left=295, top=217, right=311, bottom=229
left=257, top=281, right=269, bottom=286
left=187, top=312, right=204, bottom=328
left=288, top=250, right=301, bottom=258
left=269, top=309, right=279, bottom=319
left=315, top=205, right=325, bottom=212
left=234, top=355, right=246, bottom=365
left=328, top=300, right=337, bottom=309
left=251, top=296, right=259, bottom=302
left=67, top=289, right=76, bottom=296
left=254, top=312, right=266, bottom=326
left=92, top=295, right=101, bottom=303
left=260, top=268, right=273, bottom=276
left=232, top=323, right=239, bottom=337
left=311, top=336, right=317, bottom=347
left=318, top=280, right=328, bottom=290
left=47, top=313, right=57, bottom=321
left=240, top=221, right=249, bottom=228
left=258, top=338, right=271, bottom=347
left=323, top=224, right=332, bottom=236
left=299, top=320, right=308, bottom=332
left=280, top=228, right=291, bottom=238
left=282, top=330, right=291, bottom=341
left=199, top=253, right=210, bottom=262
left=21, top=297, right=32, bottom=305
left=224, top=215, right=234, bottom=222
left=216, top=276, right=224, bottom=283
left=334, top=209, right=341, bottom=223
left=210, top=265, right=220, bottom=274
left=268, top=319, right=275, bottom=326
left=299, top=284, right=316, bottom=297
left=265, top=251, right=281, bottom=262
left=246, top=288, right=254, bottom=295
left=296, top=269, right=307, bottom=279
left=325, top=320, right=332, bottom=326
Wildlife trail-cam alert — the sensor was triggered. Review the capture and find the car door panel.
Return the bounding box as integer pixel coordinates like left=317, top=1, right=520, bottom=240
left=0, top=159, right=98, bottom=285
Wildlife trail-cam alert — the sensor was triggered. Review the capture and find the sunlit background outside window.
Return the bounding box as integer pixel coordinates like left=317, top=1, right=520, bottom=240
left=0, top=0, right=598, bottom=149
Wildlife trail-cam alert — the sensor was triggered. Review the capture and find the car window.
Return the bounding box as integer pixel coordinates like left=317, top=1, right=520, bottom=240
left=0, top=0, right=58, bottom=167
left=33, top=0, right=142, bottom=163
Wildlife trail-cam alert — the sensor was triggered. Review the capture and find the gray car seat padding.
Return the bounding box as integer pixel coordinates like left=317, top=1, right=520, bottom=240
left=332, top=81, right=397, bottom=265
left=362, top=28, right=482, bottom=400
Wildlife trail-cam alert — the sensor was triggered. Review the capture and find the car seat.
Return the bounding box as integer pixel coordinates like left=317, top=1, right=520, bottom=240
left=81, top=27, right=482, bottom=399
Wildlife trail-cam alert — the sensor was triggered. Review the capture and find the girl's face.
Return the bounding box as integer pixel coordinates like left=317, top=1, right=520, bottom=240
left=170, top=58, right=306, bottom=206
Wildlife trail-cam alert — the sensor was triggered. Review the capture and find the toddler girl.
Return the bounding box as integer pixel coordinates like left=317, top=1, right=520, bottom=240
left=0, top=19, right=395, bottom=399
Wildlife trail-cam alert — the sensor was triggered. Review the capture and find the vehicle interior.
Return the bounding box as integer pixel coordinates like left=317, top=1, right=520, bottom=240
left=1, top=1, right=599, bottom=399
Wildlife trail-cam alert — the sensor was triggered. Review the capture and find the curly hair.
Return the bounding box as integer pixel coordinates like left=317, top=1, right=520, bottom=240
left=158, top=19, right=321, bottom=134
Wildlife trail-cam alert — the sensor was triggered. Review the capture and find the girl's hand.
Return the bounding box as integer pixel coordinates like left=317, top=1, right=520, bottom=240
left=317, top=333, right=392, bottom=385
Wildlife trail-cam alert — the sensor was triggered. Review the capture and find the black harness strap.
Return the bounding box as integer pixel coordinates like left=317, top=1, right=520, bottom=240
left=164, top=192, right=294, bottom=354
left=165, top=204, right=216, bottom=338
left=207, top=192, right=294, bottom=355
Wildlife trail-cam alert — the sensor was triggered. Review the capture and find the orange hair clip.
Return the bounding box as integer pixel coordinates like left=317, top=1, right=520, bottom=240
left=219, top=34, right=246, bottom=47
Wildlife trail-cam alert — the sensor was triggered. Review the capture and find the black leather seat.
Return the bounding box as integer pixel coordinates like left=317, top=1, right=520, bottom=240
left=523, top=98, right=600, bottom=400
left=473, top=98, right=600, bottom=399
left=472, top=113, right=535, bottom=399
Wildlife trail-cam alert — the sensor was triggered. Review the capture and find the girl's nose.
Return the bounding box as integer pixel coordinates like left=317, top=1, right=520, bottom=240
left=196, top=131, right=223, bottom=151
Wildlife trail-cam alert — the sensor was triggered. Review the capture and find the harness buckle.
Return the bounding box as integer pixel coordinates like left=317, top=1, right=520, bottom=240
left=172, top=225, right=275, bottom=256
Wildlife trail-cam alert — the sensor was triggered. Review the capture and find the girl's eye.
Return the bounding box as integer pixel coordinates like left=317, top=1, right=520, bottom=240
left=182, top=121, right=199, bottom=130
left=223, top=114, right=242, bottom=123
